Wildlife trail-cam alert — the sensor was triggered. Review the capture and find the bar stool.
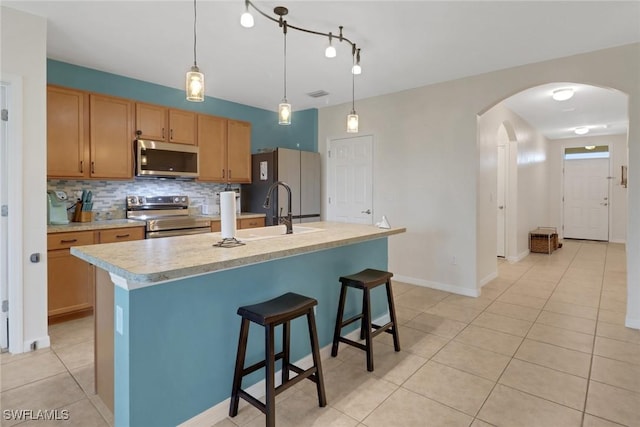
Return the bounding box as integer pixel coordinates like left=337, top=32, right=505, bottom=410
left=229, top=292, right=327, bottom=427
left=331, top=269, right=400, bottom=372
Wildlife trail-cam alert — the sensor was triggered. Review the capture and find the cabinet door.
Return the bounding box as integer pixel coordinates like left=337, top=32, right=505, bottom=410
left=238, top=217, right=265, bottom=229
left=169, top=109, right=196, bottom=145
left=227, top=120, right=252, bottom=183
left=197, top=114, right=227, bottom=182
left=47, top=249, right=94, bottom=317
left=211, top=220, right=221, bottom=232
left=90, top=94, right=134, bottom=179
left=135, top=103, right=168, bottom=141
left=47, top=86, right=89, bottom=178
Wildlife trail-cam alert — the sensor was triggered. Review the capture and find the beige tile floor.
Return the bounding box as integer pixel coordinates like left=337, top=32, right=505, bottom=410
left=2, top=240, right=639, bottom=426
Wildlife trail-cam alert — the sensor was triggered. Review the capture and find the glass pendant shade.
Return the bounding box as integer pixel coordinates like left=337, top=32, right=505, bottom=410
left=278, top=101, right=291, bottom=125
left=346, top=111, right=359, bottom=133
left=186, top=66, right=205, bottom=102
left=325, top=45, right=336, bottom=58
left=240, top=11, right=254, bottom=28
left=351, top=64, right=362, bottom=75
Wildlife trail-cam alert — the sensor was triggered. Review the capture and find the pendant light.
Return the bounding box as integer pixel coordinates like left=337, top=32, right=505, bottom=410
left=240, top=0, right=254, bottom=28
left=186, top=0, right=204, bottom=102
left=346, top=49, right=359, bottom=133
left=351, top=48, right=362, bottom=75
left=278, top=21, right=291, bottom=125
left=325, top=32, right=337, bottom=58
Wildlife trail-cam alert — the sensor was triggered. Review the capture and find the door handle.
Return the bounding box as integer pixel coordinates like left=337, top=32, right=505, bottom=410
left=601, top=202, right=608, bottom=206
left=361, top=209, right=371, bottom=214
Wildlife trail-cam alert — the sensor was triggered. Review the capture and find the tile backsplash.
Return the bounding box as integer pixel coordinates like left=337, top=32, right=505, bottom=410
left=48, top=179, right=236, bottom=220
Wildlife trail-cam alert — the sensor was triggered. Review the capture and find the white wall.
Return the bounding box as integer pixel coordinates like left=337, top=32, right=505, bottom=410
left=1, top=7, right=49, bottom=351
left=477, top=104, right=549, bottom=283
left=318, top=43, right=640, bottom=328
left=547, top=134, right=628, bottom=243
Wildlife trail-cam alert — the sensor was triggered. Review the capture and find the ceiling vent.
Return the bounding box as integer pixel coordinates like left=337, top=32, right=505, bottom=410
left=307, top=90, right=329, bottom=98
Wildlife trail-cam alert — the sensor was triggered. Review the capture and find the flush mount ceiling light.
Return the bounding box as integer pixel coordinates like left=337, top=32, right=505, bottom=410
left=574, top=126, right=590, bottom=135
left=585, top=145, right=596, bottom=150
left=241, top=1, right=362, bottom=130
left=185, top=0, right=204, bottom=102
left=552, top=88, right=574, bottom=101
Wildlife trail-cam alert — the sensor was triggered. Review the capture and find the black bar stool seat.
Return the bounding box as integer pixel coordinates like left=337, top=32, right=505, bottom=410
left=331, top=268, right=401, bottom=371
left=230, top=292, right=327, bottom=427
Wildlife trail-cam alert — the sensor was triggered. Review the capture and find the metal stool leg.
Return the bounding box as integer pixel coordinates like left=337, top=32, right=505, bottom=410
left=229, top=318, right=249, bottom=417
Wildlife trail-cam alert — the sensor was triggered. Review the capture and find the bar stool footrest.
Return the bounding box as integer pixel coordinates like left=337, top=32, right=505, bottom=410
left=370, top=322, right=394, bottom=338
left=241, top=351, right=286, bottom=377
left=339, top=313, right=364, bottom=329
left=338, top=336, right=368, bottom=351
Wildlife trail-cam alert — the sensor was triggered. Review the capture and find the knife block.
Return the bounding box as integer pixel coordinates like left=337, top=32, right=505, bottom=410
left=73, top=203, right=94, bottom=222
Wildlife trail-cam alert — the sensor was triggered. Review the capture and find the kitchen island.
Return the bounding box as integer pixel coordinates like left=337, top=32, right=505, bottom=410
left=71, top=221, right=405, bottom=426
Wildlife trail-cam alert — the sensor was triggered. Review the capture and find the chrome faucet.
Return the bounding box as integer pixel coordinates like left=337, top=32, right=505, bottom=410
left=263, top=181, right=293, bottom=234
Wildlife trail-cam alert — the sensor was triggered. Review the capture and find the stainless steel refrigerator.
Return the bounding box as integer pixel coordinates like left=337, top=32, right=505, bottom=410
left=242, top=148, right=321, bottom=225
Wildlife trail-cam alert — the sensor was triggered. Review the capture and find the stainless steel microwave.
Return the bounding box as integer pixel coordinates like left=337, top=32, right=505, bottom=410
left=135, top=140, right=199, bottom=178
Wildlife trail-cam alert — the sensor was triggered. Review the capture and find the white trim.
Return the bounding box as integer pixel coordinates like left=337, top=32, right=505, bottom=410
left=609, top=238, right=626, bottom=244
left=507, top=249, right=529, bottom=263
left=479, top=271, right=498, bottom=288
left=178, top=318, right=383, bottom=427
left=1, top=75, right=24, bottom=354
left=393, top=274, right=480, bottom=297
left=23, top=335, right=50, bottom=352
left=625, top=316, right=640, bottom=330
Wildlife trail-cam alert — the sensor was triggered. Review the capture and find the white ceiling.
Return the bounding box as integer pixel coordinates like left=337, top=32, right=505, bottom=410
left=4, top=1, right=640, bottom=138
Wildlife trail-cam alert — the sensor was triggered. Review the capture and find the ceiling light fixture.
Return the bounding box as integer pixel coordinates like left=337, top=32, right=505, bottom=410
left=325, top=32, right=337, bottom=58
left=185, top=0, right=204, bottom=102
left=347, top=47, right=359, bottom=133
left=552, top=88, right=574, bottom=101
left=278, top=17, right=291, bottom=125
left=241, top=1, right=362, bottom=126
left=574, top=126, right=590, bottom=135
left=585, top=145, right=596, bottom=150
left=240, top=0, right=254, bottom=28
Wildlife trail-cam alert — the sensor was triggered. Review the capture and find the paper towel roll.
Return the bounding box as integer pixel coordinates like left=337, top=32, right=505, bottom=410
left=220, top=191, right=237, bottom=239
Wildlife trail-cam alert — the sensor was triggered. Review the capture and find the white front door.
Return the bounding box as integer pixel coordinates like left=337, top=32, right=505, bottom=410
left=327, top=135, right=373, bottom=224
left=563, top=157, right=610, bottom=240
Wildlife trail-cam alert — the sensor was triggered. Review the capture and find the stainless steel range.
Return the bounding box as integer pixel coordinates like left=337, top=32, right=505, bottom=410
left=126, top=195, right=211, bottom=239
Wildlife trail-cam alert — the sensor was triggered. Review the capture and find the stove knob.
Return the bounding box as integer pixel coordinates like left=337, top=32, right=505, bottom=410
left=181, top=197, right=187, bottom=202
left=140, top=197, right=146, bottom=204
left=174, top=197, right=179, bottom=203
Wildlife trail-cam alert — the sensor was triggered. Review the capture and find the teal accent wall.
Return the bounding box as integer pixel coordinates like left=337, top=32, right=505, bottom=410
left=114, top=238, right=388, bottom=426
left=47, top=59, right=318, bottom=152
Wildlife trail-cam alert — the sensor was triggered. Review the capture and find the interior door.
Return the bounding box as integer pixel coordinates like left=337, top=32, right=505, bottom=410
left=1, top=83, right=9, bottom=351
left=327, top=135, right=373, bottom=224
left=497, top=144, right=507, bottom=257
left=563, top=157, right=610, bottom=240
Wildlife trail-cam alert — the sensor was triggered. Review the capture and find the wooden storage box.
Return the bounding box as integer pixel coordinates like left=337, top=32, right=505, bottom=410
left=529, top=227, right=559, bottom=254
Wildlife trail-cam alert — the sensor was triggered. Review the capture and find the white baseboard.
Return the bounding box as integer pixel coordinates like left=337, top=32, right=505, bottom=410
left=609, top=238, right=626, bottom=244
left=625, top=316, right=640, bottom=330
left=393, top=275, right=480, bottom=297
left=179, top=319, right=383, bottom=427
left=507, top=249, right=529, bottom=263
left=23, top=335, right=50, bottom=352
left=478, top=272, right=498, bottom=288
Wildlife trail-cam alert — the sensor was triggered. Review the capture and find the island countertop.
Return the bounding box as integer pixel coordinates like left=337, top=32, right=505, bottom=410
left=71, top=221, right=405, bottom=289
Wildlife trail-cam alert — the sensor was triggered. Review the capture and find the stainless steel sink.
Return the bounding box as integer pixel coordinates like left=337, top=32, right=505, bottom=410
left=236, top=225, right=323, bottom=241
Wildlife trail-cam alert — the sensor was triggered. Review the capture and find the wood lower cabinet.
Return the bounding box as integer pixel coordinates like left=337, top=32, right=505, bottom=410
left=238, top=217, right=265, bottom=229
left=98, top=227, right=145, bottom=243
left=211, top=220, right=221, bottom=232
left=47, top=231, right=95, bottom=323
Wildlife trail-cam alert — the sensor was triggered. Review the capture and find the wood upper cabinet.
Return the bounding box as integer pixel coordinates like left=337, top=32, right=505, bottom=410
left=198, top=115, right=252, bottom=183
left=227, top=120, right=252, bottom=183
left=135, top=103, right=196, bottom=145
left=197, top=114, right=227, bottom=181
left=90, top=94, right=134, bottom=179
left=168, top=109, right=196, bottom=145
left=135, top=102, right=168, bottom=141
left=47, top=86, right=89, bottom=178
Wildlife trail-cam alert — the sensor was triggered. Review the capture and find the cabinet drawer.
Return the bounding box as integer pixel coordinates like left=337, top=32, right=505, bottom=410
left=211, top=220, right=221, bottom=232
left=238, top=217, right=265, bottom=229
left=99, top=227, right=145, bottom=243
left=48, top=231, right=95, bottom=250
